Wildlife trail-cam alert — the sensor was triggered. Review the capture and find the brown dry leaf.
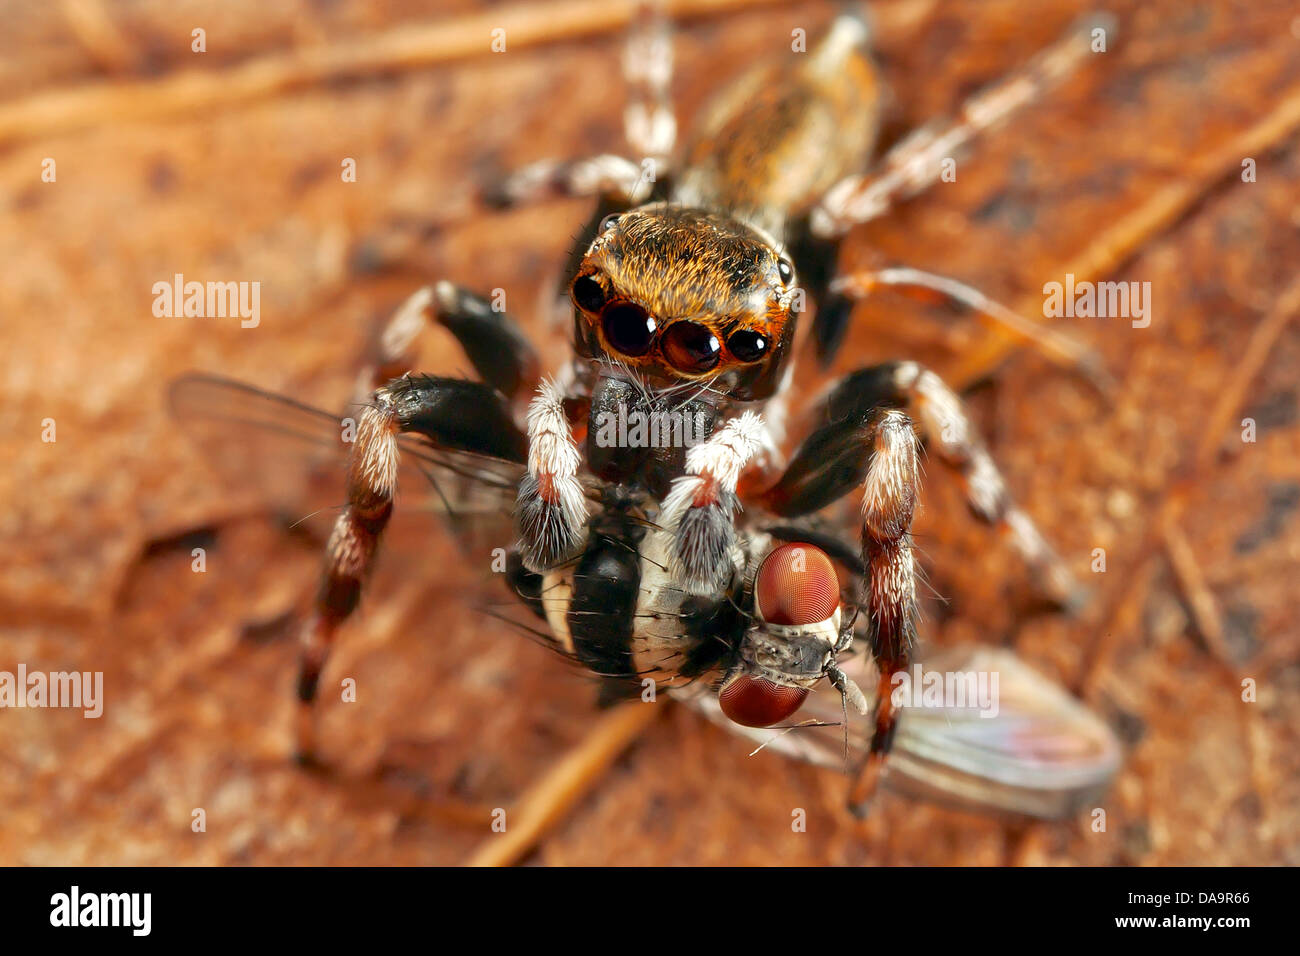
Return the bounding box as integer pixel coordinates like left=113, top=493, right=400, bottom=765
left=0, top=0, right=1296, bottom=865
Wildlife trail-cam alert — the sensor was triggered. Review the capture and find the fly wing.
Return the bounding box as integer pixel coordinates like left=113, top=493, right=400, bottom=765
left=881, top=646, right=1121, bottom=819
left=167, top=373, right=525, bottom=555
left=675, top=644, right=1120, bottom=821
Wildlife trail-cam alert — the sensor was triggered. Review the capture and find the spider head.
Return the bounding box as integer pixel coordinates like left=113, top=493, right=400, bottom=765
left=569, top=204, right=800, bottom=402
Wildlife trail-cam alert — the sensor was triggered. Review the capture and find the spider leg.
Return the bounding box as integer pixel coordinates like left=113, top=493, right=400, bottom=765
left=658, top=412, right=768, bottom=596
left=820, top=264, right=1113, bottom=394
left=481, top=154, right=657, bottom=210
left=296, top=375, right=527, bottom=762
left=623, top=0, right=676, bottom=166
left=759, top=360, right=1080, bottom=811
left=801, top=15, right=1113, bottom=380
left=758, top=401, right=921, bottom=814
left=852, top=408, right=918, bottom=812
left=810, top=13, right=1111, bottom=238
left=516, top=379, right=589, bottom=572
left=815, top=361, right=1082, bottom=609
left=478, top=3, right=675, bottom=212
left=353, top=283, right=541, bottom=413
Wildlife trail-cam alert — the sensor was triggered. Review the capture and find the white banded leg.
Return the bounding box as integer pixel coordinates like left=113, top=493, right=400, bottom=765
left=893, top=361, right=1081, bottom=607
left=830, top=266, right=1113, bottom=392
left=484, top=154, right=655, bottom=209
left=659, top=412, right=766, bottom=595
left=623, top=1, right=676, bottom=167
left=851, top=407, right=922, bottom=813
left=812, top=14, right=1111, bottom=238
left=516, top=379, right=588, bottom=571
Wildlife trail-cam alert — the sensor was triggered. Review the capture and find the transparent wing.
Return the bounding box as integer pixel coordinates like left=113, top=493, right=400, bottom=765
left=675, top=644, right=1120, bottom=821
left=167, top=373, right=525, bottom=553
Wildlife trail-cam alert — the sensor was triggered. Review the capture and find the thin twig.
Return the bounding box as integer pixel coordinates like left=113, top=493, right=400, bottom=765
left=0, top=0, right=795, bottom=148
left=1076, top=279, right=1300, bottom=696
left=1190, top=278, right=1300, bottom=473
left=58, top=0, right=138, bottom=75
left=1155, top=278, right=1300, bottom=663
left=464, top=700, right=663, bottom=866
left=1160, top=521, right=1228, bottom=660
left=950, top=80, right=1300, bottom=390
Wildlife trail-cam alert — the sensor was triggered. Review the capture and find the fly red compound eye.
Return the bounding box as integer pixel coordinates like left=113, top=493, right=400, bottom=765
left=718, top=674, right=809, bottom=727
left=754, top=542, right=839, bottom=625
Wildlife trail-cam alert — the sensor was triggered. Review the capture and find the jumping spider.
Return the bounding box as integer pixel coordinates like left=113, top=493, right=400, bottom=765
left=175, top=7, right=1119, bottom=817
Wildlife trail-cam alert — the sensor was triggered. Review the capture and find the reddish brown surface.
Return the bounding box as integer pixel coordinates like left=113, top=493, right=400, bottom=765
left=1, top=0, right=1297, bottom=865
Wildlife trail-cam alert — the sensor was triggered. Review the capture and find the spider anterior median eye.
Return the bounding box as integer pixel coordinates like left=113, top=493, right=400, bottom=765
left=661, top=322, right=722, bottom=373
left=572, top=276, right=606, bottom=313
left=601, top=302, right=657, bottom=356
left=599, top=213, right=621, bottom=232
left=727, top=329, right=768, bottom=362
left=718, top=674, right=808, bottom=727
left=777, top=257, right=794, bottom=284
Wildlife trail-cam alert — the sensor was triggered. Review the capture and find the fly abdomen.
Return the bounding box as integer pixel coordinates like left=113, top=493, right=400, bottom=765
left=567, top=529, right=642, bottom=690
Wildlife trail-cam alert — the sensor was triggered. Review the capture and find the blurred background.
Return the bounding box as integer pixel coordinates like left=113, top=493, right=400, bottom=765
left=0, top=0, right=1297, bottom=865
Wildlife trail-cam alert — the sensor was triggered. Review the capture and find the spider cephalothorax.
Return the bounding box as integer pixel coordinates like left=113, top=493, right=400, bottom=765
left=570, top=204, right=799, bottom=402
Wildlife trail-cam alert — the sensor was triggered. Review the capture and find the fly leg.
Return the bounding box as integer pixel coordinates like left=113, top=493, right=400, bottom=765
left=296, top=376, right=527, bottom=762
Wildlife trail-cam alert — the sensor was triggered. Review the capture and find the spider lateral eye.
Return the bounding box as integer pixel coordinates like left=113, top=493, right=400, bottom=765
left=776, top=256, right=795, bottom=284
left=572, top=275, right=606, bottom=313
left=719, top=674, right=808, bottom=727
left=599, top=213, right=621, bottom=232
left=727, top=329, right=768, bottom=363
left=661, top=321, right=722, bottom=373
left=601, top=302, right=657, bottom=356
left=755, top=542, right=839, bottom=625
